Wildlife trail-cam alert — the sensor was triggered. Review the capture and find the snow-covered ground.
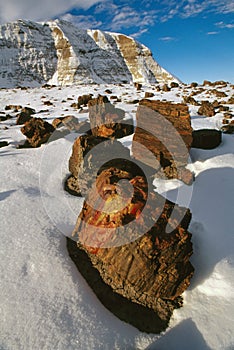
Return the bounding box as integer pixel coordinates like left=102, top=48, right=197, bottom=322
left=0, top=83, right=234, bottom=349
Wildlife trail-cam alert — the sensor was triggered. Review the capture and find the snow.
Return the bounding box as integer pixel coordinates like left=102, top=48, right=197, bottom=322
left=0, top=83, right=234, bottom=349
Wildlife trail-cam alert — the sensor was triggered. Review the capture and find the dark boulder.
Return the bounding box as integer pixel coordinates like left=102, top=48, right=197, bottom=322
left=192, top=129, right=222, bottom=149
left=21, top=118, right=55, bottom=147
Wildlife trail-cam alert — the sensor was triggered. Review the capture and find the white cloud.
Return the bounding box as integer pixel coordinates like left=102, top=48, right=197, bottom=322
left=216, top=21, right=234, bottom=29
left=131, top=28, right=148, bottom=38
left=0, top=0, right=104, bottom=24
left=158, top=0, right=234, bottom=22
left=60, top=13, right=102, bottom=29
left=207, top=31, right=219, bottom=35
left=110, top=6, right=156, bottom=31
left=158, top=36, right=176, bottom=41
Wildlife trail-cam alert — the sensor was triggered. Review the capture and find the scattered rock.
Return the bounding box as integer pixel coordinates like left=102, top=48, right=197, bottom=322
left=0, top=141, right=8, bottom=148
left=212, top=100, right=220, bottom=108
left=162, top=84, right=170, bottom=92
left=197, top=101, right=216, bottom=117
left=227, top=96, right=234, bottom=104
left=170, top=82, right=179, bottom=88
left=218, top=105, right=229, bottom=112
left=192, top=129, right=222, bottom=149
left=144, top=92, right=154, bottom=98
left=211, top=89, right=227, bottom=98
left=105, top=89, right=112, bottom=94
left=70, top=102, right=79, bottom=108
left=224, top=113, right=233, bottom=119
left=183, top=96, right=199, bottom=106
left=126, top=99, right=139, bottom=104
left=0, top=114, right=12, bottom=122
left=221, top=122, right=234, bottom=134
left=190, top=82, right=198, bottom=88
left=78, top=94, right=93, bottom=108
left=16, top=107, right=35, bottom=125
left=21, top=118, right=55, bottom=147
left=203, top=80, right=213, bottom=86
left=5, top=105, right=22, bottom=111
left=134, top=83, right=142, bottom=91
left=43, top=100, right=53, bottom=106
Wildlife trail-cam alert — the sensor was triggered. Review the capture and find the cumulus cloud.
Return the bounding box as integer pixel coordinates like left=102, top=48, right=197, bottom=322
left=0, top=0, right=104, bottom=24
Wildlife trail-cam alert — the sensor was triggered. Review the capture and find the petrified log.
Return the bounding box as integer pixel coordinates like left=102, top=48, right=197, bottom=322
left=132, top=99, right=193, bottom=184
left=21, top=117, right=55, bottom=147
left=88, top=95, right=134, bottom=139
left=71, top=167, right=194, bottom=331
left=192, top=129, right=222, bottom=149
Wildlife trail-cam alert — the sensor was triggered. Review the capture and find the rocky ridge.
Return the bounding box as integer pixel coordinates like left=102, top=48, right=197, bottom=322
left=0, top=19, right=178, bottom=88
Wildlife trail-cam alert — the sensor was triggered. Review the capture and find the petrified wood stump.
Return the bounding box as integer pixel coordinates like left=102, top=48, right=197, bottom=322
left=70, top=167, right=194, bottom=331
left=132, top=99, right=193, bottom=184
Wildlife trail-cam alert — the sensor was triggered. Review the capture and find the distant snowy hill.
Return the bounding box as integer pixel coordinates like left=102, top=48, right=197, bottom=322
left=0, top=19, right=178, bottom=88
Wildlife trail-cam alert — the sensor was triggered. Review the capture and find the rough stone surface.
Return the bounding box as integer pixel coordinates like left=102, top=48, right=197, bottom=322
left=21, top=117, right=55, bottom=147
left=198, top=101, right=216, bottom=117
left=221, top=123, right=234, bottom=134
left=132, top=99, right=193, bottom=184
left=67, top=134, right=131, bottom=195
left=52, top=116, right=90, bottom=132
left=67, top=237, right=170, bottom=333
left=192, top=129, right=222, bottom=149
left=72, top=167, right=194, bottom=330
left=78, top=94, right=93, bottom=108
left=16, top=107, right=35, bottom=125
left=88, top=95, right=134, bottom=139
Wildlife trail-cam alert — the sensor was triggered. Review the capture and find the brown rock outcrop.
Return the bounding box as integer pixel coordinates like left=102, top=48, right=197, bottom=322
left=132, top=99, right=193, bottom=184
left=21, top=118, right=55, bottom=147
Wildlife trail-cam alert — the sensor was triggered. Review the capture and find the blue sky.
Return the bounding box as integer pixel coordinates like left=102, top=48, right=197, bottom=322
left=0, top=0, right=233, bottom=83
